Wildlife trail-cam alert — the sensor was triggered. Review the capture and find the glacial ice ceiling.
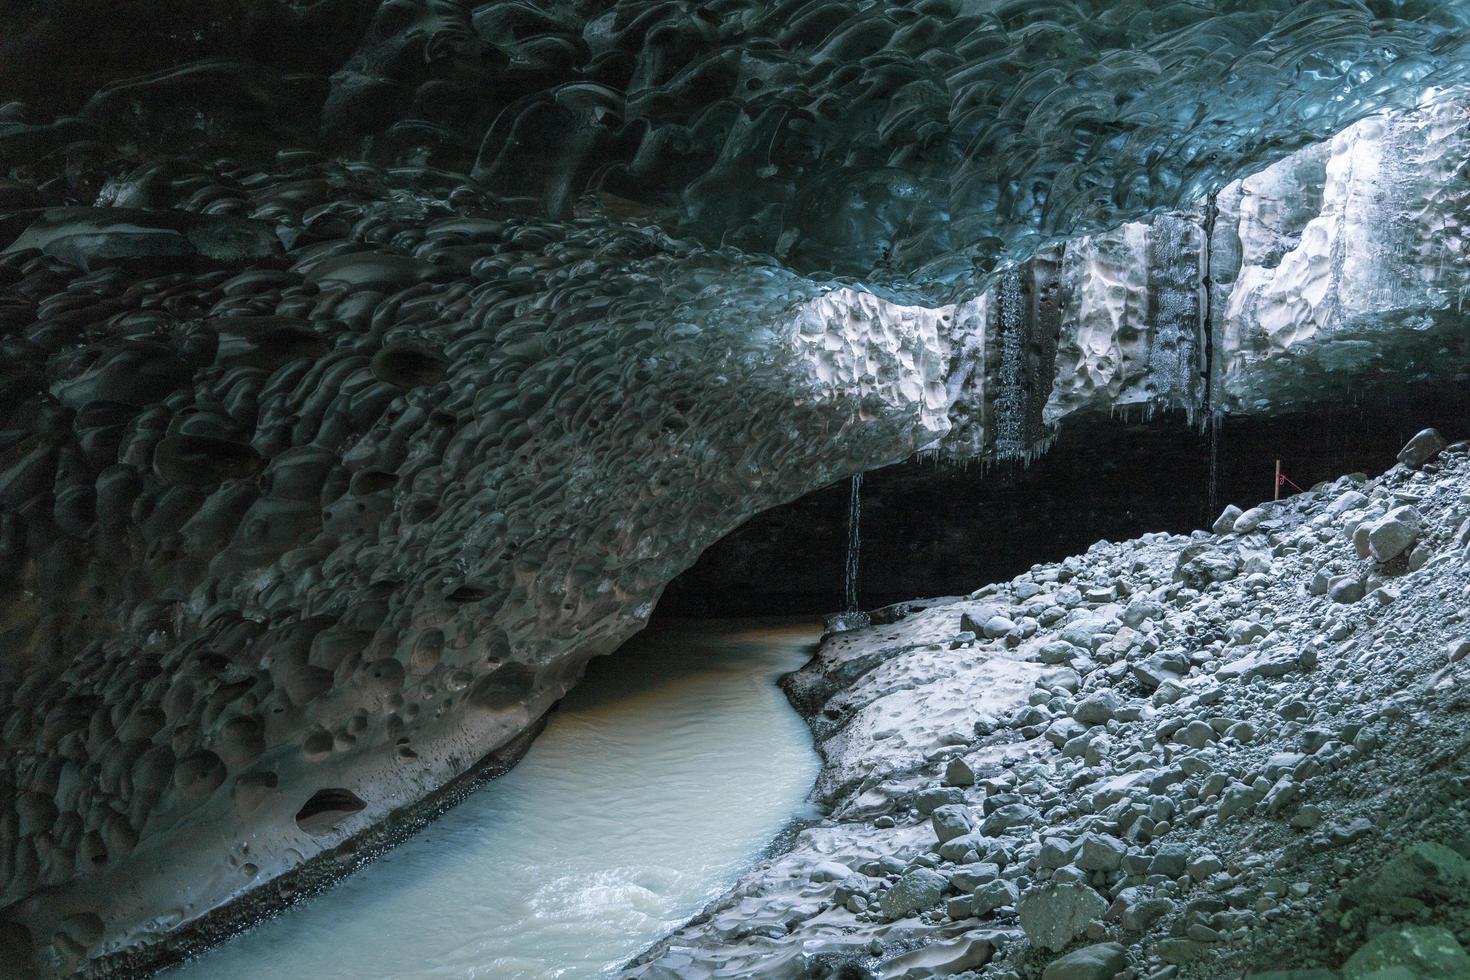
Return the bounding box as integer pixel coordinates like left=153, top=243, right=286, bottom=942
left=2, top=1, right=1470, bottom=975
left=4, top=0, right=1470, bottom=297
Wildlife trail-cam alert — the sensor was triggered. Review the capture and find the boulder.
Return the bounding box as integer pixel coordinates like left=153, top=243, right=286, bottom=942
left=1041, top=942, right=1128, bottom=980
left=1397, top=428, right=1447, bottom=468
left=1018, top=882, right=1107, bottom=951
left=1234, top=507, right=1268, bottom=533
left=972, top=878, right=1018, bottom=915
left=880, top=868, right=949, bottom=919
left=1366, top=515, right=1419, bottom=564
left=1212, top=505, right=1244, bottom=534
left=930, top=804, right=976, bottom=844
left=1343, top=924, right=1470, bottom=978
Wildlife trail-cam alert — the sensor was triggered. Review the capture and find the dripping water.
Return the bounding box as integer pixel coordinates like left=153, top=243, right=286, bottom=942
left=843, top=473, right=862, bottom=612
left=1201, top=191, right=1220, bottom=518
left=827, top=474, right=870, bottom=632
left=1207, top=411, right=1221, bottom=518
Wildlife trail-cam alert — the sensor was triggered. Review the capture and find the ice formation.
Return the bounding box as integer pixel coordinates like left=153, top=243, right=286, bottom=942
left=0, top=2, right=1468, bottom=975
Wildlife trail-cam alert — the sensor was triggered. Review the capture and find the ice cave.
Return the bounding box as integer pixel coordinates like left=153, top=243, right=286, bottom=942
left=3, top=2, right=1470, bottom=978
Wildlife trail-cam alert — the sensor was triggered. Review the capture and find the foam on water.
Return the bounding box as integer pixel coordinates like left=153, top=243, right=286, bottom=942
left=166, top=620, right=822, bottom=980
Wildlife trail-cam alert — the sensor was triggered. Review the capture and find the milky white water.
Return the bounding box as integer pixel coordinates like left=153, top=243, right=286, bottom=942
left=167, top=618, right=822, bottom=980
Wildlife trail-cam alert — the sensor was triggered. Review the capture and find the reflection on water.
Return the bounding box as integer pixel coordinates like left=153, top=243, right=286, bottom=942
left=168, top=619, right=822, bottom=980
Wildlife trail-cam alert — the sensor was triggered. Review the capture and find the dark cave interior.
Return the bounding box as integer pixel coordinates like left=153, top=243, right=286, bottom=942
left=661, top=388, right=1470, bottom=617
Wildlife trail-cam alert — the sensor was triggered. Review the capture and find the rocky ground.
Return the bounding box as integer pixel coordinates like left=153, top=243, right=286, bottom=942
left=625, top=427, right=1470, bottom=980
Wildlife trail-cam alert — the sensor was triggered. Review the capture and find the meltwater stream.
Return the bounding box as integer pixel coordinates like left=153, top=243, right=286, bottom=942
left=169, top=619, right=822, bottom=980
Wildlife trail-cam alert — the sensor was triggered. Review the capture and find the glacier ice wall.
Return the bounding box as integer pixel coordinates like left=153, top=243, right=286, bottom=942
left=0, top=2, right=1469, bottom=975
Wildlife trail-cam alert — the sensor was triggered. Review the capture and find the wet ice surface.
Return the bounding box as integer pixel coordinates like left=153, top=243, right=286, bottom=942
left=168, top=619, right=821, bottom=980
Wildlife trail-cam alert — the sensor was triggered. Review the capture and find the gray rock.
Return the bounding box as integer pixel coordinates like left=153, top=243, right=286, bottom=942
left=1367, top=517, right=1418, bottom=564
left=1120, top=895, right=1175, bottom=931
left=1187, top=853, right=1225, bottom=881
left=1174, top=720, right=1217, bottom=749
left=1018, top=881, right=1108, bottom=951
left=1327, top=489, right=1370, bottom=516
left=1216, top=646, right=1306, bottom=682
left=912, top=787, right=966, bottom=814
left=982, top=615, right=1017, bottom=638
left=1328, top=576, right=1365, bottom=604
left=950, top=862, right=1000, bottom=891
left=1041, top=942, right=1128, bottom=980
left=1341, top=842, right=1470, bottom=914
left=1174, top=544, right=1242, bottom=588
left=944, top=756, right=976, bottom=787
left=1076, top=832, right=1128, bottom=872
left=930, top=804, right=976, bottom=844
left=1073, top=691, right=1122, bottom=726
left=1122, top=598, right=1166, bottom=627
left=981, top=803, right=1040, bottom=836
left=1212, top=505, right=1244, bottom=534
left=960, top=605, right=1005, bottom=635
left=1149, top=843, right=1190, bottom=878
left=1158, top=938, right=1208, bottom=964
left=1234, top=506, right=1268, bottom=533
left=972, top=878, right=1018, bottom=916
left=937, top=831, right=988, bottom=864
left=1343, top=924, right=1470, bottom=978
left=880, top=868, right=950, bottom=919
left=1397, top=428, right=1447, bottom=468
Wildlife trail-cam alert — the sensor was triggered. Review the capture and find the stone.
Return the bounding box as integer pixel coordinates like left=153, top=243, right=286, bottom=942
left=1158, top=938, right=1208, bottom=964
left=1234, top=507, right=1268, bottom=533
left=1341, top=842, right=1470, bottom=913
left=1343, top=925, right=1470, bottom=978
left=1216, top=646, right=1306, bottom=682
left=1120, top=896, right=1175, bottom=931
left=1041, top=942, right=1128, bottom=980
left=1018, top=882, right=1108, bottom=951
left=1073, top=691, right=1122, bottom=726
left=981, top=803, right=1040, bottom=836
left=950, top=862, right=1000, bottom=891
left=880, top=868, right=950, bottom=919
left=1213, top=505, right=1244, bottom=534
left=1187, top=853, right=1225, bottom=881
left=1397, top=428, right=1448, bottom=468
left=1366, top=517, right=1418, bottom=564
left=1328, top=576, right=1365, bottom=604
left=931, top=804, right=977, bottom=844
left=972, top=879, right=1018, bottom=916
left=913, top=787, right=966, bottom=814
left=1150, top=844, right=1190, bottom=878
left=1076, top=833, right=1128, bottom=872
left=945, top=757, right=976, bottom=787
left=982, top=615, right=1018, bottom=639
left=1174, top=720, right=1217, bottom=749
left=1327, top=490, right=1370, bottom=516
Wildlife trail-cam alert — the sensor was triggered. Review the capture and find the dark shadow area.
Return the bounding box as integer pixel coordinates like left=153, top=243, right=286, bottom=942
left=659, top=388, right=1470, bottom=617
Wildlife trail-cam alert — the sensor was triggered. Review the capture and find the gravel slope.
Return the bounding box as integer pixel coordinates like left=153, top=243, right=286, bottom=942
left=628, top=427, right=1470, bottom=980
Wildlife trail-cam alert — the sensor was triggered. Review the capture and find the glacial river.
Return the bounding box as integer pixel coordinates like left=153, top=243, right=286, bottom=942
left=168, top=619, right=822, bottom=980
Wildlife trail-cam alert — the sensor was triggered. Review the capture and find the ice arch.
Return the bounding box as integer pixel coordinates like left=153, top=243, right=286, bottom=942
left=0, top=2, right=1469, bottom=974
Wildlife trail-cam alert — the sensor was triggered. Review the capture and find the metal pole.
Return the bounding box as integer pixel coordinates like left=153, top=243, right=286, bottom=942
left=1274, top=459, right=1281, bottom=501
